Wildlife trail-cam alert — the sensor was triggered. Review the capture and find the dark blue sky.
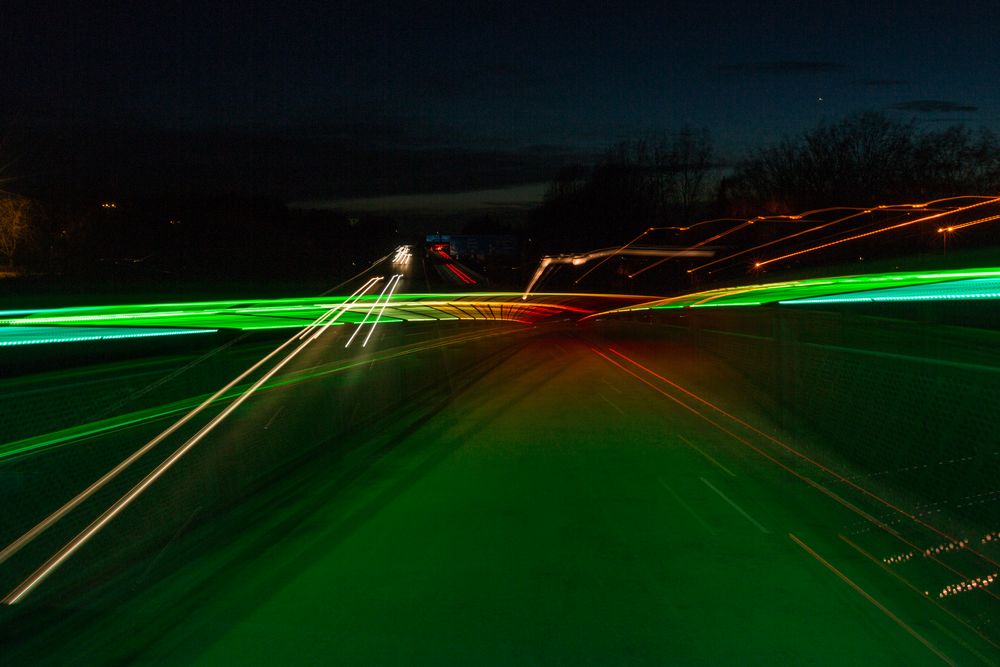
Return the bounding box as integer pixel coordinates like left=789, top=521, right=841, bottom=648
left=4, top=0, right=999, bottom=201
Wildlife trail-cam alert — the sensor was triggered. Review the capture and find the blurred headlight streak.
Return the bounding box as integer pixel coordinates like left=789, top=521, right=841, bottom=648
left=1, top=278, right=380, bottom=604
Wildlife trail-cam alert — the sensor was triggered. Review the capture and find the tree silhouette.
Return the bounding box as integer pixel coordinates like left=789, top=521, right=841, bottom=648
left=722, top=112, right=1000, bottom=214
left=533, top=127, right=714, bottom=253
left=0, top=195, right=30, bottom=270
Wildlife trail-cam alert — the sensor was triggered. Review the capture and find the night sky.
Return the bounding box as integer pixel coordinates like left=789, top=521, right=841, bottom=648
left=4, top=0, right=999, bottom=209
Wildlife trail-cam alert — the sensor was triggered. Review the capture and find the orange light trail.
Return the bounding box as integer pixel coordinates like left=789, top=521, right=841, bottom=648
left=756, top=197, right=1000, bottom=269
left=629, top=220, right=753, bottom=279
left=678, top=197, right=993, bottom=274
left=573, top=218, right=752, bottom=285
left=937, top=213, right=1000, bottom=234
left=573, top=228, right=652, bottom=284
left=688, top=208, right=881, bottom=274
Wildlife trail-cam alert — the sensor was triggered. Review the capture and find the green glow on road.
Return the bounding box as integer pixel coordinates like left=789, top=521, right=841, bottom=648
left=0, top=325, right=522, bottom=462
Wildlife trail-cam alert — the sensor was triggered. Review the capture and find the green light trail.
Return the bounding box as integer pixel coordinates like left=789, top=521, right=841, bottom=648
left=0, top=326, right=217, bottom=347
left=0, top=293, right=650, bottom=346
left=0, top=325, right=524, bottom=462
left=592, top=267, right=1000, bottom=316
left=779, top=277, right=1000, bottom=305
left=5, top=268, right=999, bottom=348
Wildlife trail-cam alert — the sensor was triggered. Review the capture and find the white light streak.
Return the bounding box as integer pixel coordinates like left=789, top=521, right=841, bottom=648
left=344, top=275, right=396, bottom=348
left=1, top=279, right=380, bottom=604
left=362, top=275, right=402, bottom=347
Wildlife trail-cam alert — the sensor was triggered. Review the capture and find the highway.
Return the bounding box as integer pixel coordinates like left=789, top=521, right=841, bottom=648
left=2, top=248, right=999, bottom=664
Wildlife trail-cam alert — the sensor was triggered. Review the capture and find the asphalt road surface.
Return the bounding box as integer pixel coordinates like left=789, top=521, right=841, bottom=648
left=3, top=319, right=993, bottom=665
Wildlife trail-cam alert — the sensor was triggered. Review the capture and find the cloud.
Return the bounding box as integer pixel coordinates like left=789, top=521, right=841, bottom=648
left=889, top=100, right=978, bottom=113
left=855, top=79, right=908, bottom=87
left=718, top=61, right=846, bottom=75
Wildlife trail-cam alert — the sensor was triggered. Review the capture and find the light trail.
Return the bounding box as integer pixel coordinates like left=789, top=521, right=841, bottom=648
left=2, top=316, right=531, bottom=464
left=688, top=208, right=886, bottom=274
left=392, top=245, right=412, bottom=264
left=938, top=213, right=1000, bottom=234
left=1, top=279, right=380, bottom=602
left=756, top=197, right=1000, bottom=269
left=0, top=327, right=217, bottom=347
left=362, top=274, right=402, bottom=347
left=523, top=247, right=713, bottom=298
left=583, top=267, right=1000, bottom=317
left=445, top=262, right=476, bottom=285
left=840, top=534, right=1000, bottom=655
left=344, top=276, right=397, bottom=348
left=601, top=346, right=1000, bottom=573
left=0, top=292, right=656, bottom=337
left=628, top=220, right=753, bottom=279
left=452, top=265, right=477, bottom=285
left=572, top=228, right=652, bottom=285
left=591, top=345, right=1000, bottom=608
left=789, top=533, right=956, bottom=665
left=434, top=247, right=477, bottom=285
left=0, top=278, right=379, bottom=566
left=572, top=218, right=761, bottom=286
left=681, top=197, right=995, bottom=274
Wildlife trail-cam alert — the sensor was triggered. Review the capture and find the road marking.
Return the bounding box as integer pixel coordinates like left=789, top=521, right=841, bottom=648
left=928, top=619, right=997, bottom=667
left=0, top=278, right=381, bottom=571
left=789, top=533, right=955, bottom=666
left=700, top=477, right=769, bottom=533
left=4, top=281, right=378, bottom=604
left=595, top=347, right=1000, bottom=573
left=678, top=434, right=736, bottom=477
left=263, top=406, right=285, bottom=430
left=839, top=534, right=1000, bottom=658
left=659, top=477, right=716, bottom=535
left=601, top=377, right=622, bottom=394
left=599, top=393, right=625, bottom=415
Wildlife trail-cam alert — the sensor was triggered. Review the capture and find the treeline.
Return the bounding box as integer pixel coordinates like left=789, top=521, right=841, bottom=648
left=531, top=127, right=715, bottom=252
left=531, top=113, right=1000, bottom=253
left=0, top=194, right=399, bottom=283
left=724, top=112, right=1000, bottom=215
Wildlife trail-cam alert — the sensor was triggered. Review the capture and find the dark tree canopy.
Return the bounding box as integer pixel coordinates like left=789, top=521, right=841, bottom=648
left=720, top=112, right=1000, bottom=215
left=532, top=127, right=715, bottom=253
